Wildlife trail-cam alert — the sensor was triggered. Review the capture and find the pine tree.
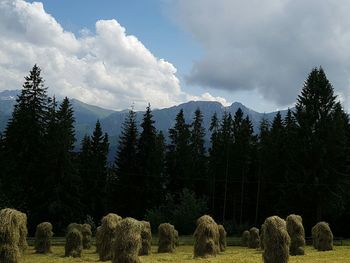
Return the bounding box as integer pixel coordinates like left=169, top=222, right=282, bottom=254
left=2, top=65, right=49, bottom=213
left=81, top=120, right=109, bottom=221
left=166, top=109, right=192, bottom=194
left=189, top=108, right=207, bottom=196
left=294, top=67, right=350, bottom=220
left=113, top=107, right=139, bottom=217
left=43, top=97, right=83, bottom=231
left=137, top=104, right=165, bottom=212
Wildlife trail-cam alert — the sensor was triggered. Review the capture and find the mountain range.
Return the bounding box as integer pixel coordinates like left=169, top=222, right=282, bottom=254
left=0, top=90, right=289, bottom=159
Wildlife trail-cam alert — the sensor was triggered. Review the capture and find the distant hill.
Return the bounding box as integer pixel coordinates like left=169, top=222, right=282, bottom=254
left=0, top=89, right=289, bottom=160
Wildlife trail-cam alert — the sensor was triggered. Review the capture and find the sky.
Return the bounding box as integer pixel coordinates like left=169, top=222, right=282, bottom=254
left=0, top=0, right=349, bottom=112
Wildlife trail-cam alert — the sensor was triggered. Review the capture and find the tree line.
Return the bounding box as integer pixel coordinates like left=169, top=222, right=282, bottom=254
left=0, top=65, right=349, bottom=236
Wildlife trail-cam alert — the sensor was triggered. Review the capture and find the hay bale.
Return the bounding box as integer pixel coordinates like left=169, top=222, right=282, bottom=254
left=194, top=215, right=220, bottom=258
left=286, top=214, right=305, bottom=255
left=262, top=216, right=290, bottom=263
left=241, top=230, right=250, bottom=247
left=174, top=229, right=179, bottom=247
left=260, top=223, right=266, bottom=250
left=67, top=223, right=82, bottom=233
left=248, top=227, right=260, bottom=249
left=98, top=213, right=122, bottom=261
left=34, top=222, right=53, bottom=254
left=65, top=228, right=82, bottom=258
left=81, top=224, right=92, bottom=249
left=218, top=224, right=227, bottom=252
left=112, top=217, right=143, bottom=263
left=139, top=221, right=152, bottom=256
left=312, top=222, right=333, bottom=251
left=0, top=208, right=28, bottom=263
left=96, top=226, right=102, bottom=253
left=158, top=223, right=175, bottom=253
left=311, top=225, right=318, bottom=249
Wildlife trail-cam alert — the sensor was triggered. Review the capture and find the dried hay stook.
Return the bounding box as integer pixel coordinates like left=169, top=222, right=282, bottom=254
left=112, top=217, right=143, bottom=263
left=241, top=230, right=250, bottom=247
left=139, top=221, right=152, bottom=256
left=0, top=208, right=28, bottom=263
left=248, top=227, right=260, bottom=249
left=158, top=223, right=176, bottom=253
left=260, top=223, right=266, bottom=250
left=64, top=228, right=82, bottom=258
left=34, top=222, right=53, bottom=254
left=286, top=214, right=305, bottom=255
left=218, top=224, right=227, bottom=252
left=98, top=213, right=122, bottom=261
left=312, top=222, right=333, bottom=251
left=95, top=226, right=102, bottom=253
left=262, top=216, right=290, bottom=263
left=81, top=224, right=92, bottom=249
left=174, top=229, right=179, bottom=247
left=193, top=215, right=220, bottom=258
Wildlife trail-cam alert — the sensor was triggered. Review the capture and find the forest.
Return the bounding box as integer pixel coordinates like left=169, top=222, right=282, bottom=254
left=0, top=64, right=349, bottom=237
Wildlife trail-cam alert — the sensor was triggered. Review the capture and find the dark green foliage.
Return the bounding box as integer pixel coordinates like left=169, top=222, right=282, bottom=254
left=34, top=222, right=53, bottom=254
left=2, top=65, right=49, bottom=221
left=136, top=104, right=165, bottom=216
left=145, top=188, right=207, bottom=234
left=166, top=109, right=192, bottom=193
left=65, top=228, right=82, bottom=258
left=43, top=97, right=83, bottom=232
left=80, top=120, right=109, bottom=223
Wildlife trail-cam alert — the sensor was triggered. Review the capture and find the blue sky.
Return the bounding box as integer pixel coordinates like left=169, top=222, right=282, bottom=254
left=2, top=0, right=350, bottom=111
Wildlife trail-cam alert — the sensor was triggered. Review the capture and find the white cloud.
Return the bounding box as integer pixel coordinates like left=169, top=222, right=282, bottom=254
left=170, top=0, right=350, bottom=109
left=0, top=0, right=225, bottom=110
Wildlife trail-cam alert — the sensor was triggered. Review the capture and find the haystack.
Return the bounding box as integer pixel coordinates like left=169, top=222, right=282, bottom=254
left=260, top=223, right=266, bottom=250
left=82, top=224, right=92, bottom=249
left=248, top=227, right=260, bottom=249
left=0, top=208, right=28, bottom=263
left=312, top=222, right=333, bottom=251
left=65, top=228, right=82, bottom=258
left=242, top=230, right=250, bottom=247
left=218, top=224, right=227, bottom=252
left=34, top=222, right=53, bottom=254
left=112, top=217, right=143, bottom=263
left=286, top=214, right=305, bottom=255
left=158, top=223, right=175, bottom=253
left=67, top=223, right=82, bottom=233
left=139, top=221, right=152, bottom=256
left=262, top=216, right=290, bottom=263
left=174, top=229, right=179, bottom=247
left=194, top=215, right=220, bottom=258
left=96, top=226, right=102, bottom=253
left=98, top=213, right=122, bottom=261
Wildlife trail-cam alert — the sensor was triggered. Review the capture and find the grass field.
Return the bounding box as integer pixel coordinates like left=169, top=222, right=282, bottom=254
left=24, top=244, right=350, bottom=263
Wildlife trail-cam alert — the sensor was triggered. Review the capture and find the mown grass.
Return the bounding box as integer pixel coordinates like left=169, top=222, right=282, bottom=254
left=24, top=244, right=350, bottom=263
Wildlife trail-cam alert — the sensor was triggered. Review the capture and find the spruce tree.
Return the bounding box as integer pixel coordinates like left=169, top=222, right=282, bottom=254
left=294, top=67, right=350, bottom=220
left=166, top=109, right=192, bottom=194
left=81, top=120, right=109, bottom=221
left=137, top=104, right=165, bottom=212
left=189, top=108, right=207, bottom=196
left=113, top=107, right=139, bottom=216
left=43, top=97, right=83, bottom=231
left=2, top=65, right=49, bottom=214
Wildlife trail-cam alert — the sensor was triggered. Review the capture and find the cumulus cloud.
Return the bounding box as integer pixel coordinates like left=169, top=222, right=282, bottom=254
left=0, top=0, right=226, bottom=110
left=171, top=0, right=350, bottom=109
